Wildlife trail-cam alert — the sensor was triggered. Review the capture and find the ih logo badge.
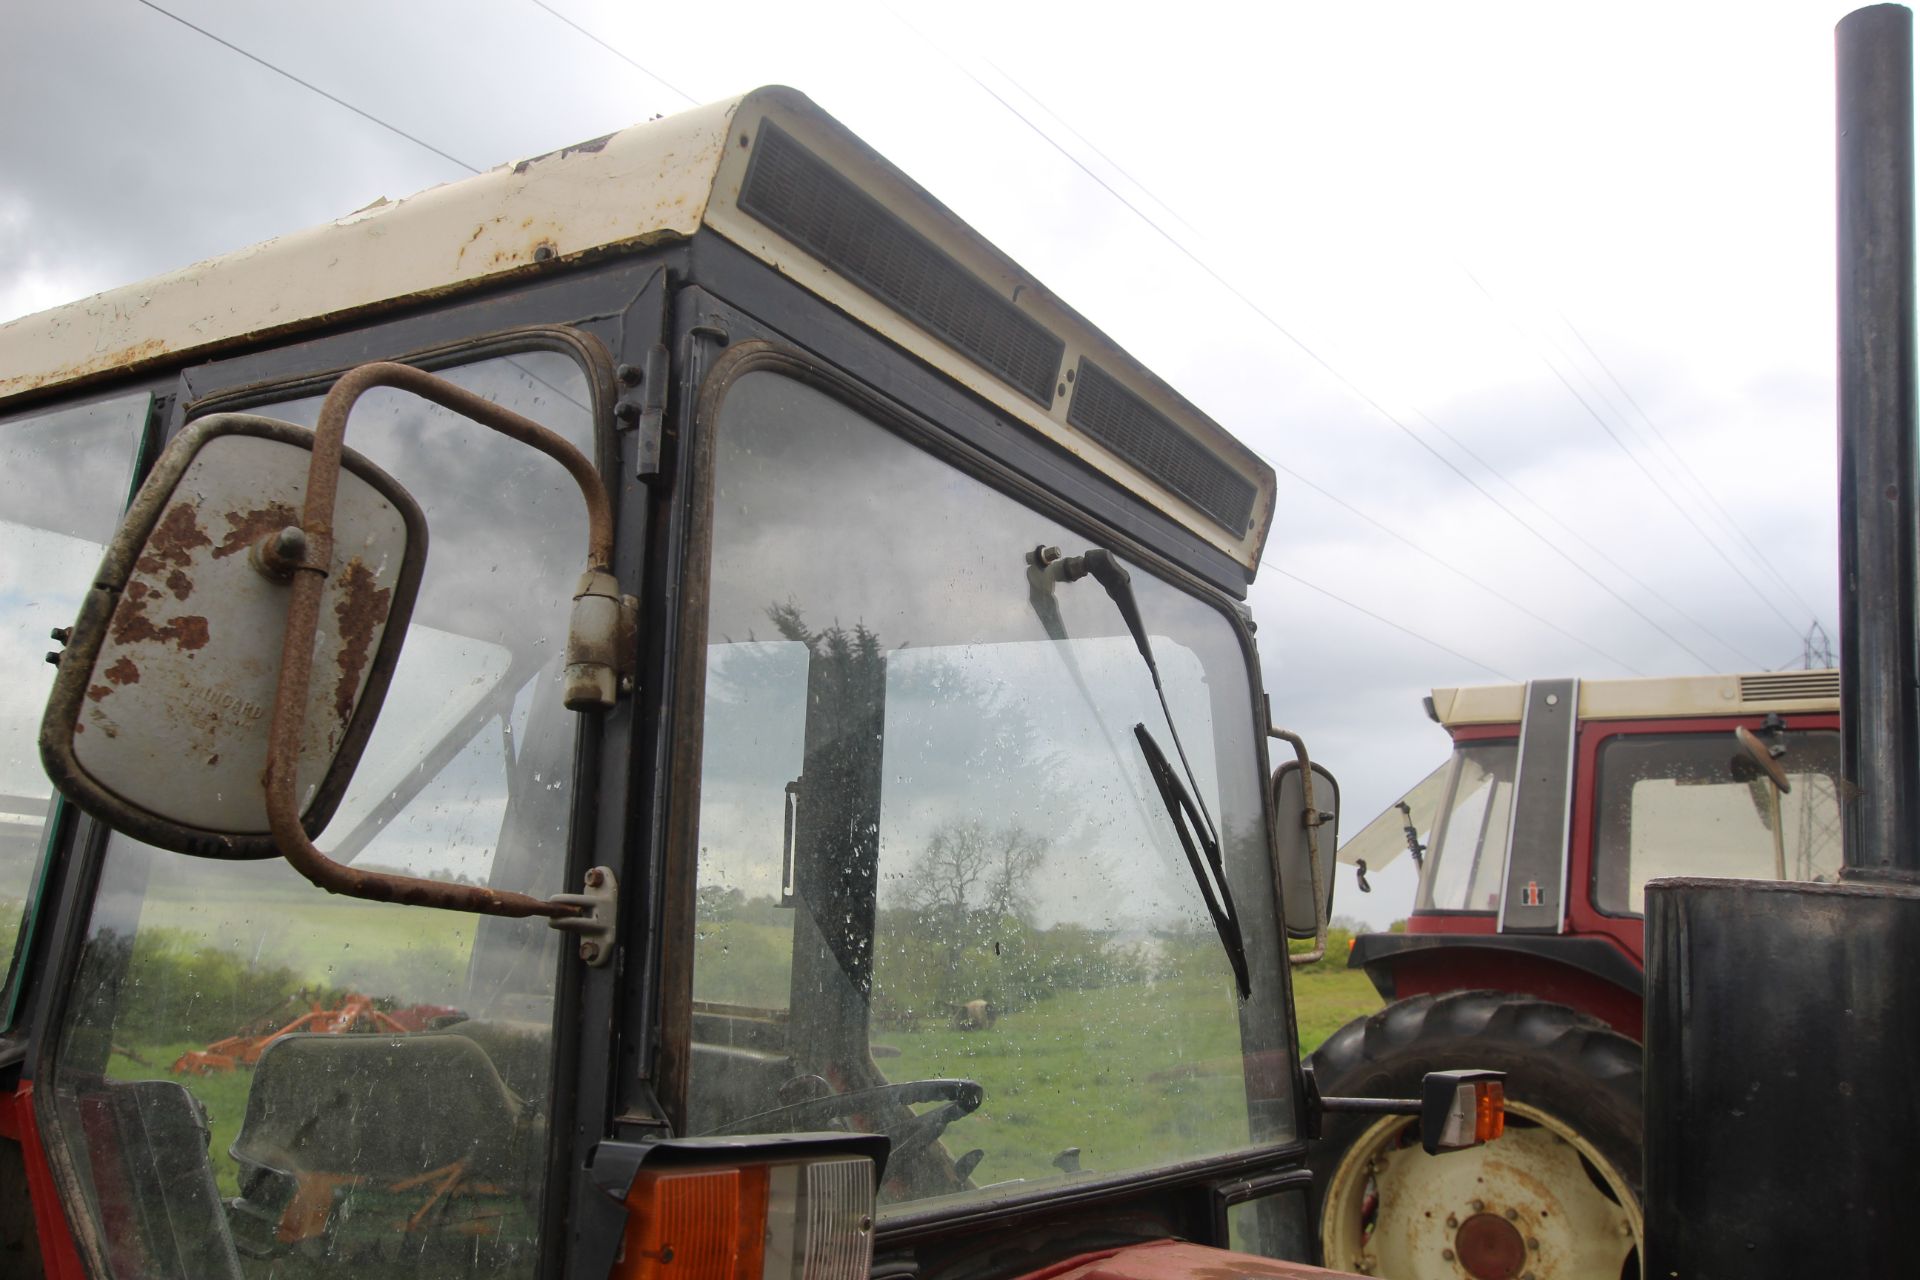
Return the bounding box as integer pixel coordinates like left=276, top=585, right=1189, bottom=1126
left=1523, top=880, right=1543, bottom=907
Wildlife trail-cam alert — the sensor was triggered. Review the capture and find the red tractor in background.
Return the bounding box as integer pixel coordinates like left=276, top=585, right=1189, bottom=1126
left=1308, top=668, right=1842, bottom=1278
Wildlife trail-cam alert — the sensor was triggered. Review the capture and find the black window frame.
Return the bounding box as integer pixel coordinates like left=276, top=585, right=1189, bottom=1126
left=650, top=280, right=1307, bottom=1252
left=20, top=258, right=663, bottom=1280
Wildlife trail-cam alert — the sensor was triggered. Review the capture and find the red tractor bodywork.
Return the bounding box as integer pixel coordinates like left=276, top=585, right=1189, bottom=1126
left=1349, top=695, right=1842, bottom=1043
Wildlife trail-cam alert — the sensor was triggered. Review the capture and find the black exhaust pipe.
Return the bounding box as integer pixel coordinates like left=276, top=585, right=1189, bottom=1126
left=1643, top=8, right=1920, bottom=1275
left=1838, top=2, right=1920, bottom=882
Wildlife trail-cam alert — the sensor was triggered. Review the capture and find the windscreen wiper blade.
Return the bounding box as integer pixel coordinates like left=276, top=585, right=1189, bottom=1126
left=1030, top=543, right=1250, bottom=997
left=1134, top=722, right=1251, bottom=999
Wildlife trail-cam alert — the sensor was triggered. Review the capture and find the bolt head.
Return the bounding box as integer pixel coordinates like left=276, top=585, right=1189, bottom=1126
left=579, top=940, right=600, bottom=962
left=1471, top=1199, right=1486, bottom=1213
left=585, top=867, right=606, bottom=888
left=1440, top=1249, right=1455, bottom=1262
left=1446, top=1214, right=1458, bottom=1229
left=1505, top=1208, right=1519, bottom=1221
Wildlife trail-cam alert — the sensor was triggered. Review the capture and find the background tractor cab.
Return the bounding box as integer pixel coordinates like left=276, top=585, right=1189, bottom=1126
left=1312, top=668, right=1840, bottom=1277
left=0, top=86, right=1491, bottom=1280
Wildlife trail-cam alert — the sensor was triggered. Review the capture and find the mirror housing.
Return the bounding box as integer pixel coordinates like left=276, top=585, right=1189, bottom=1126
left=1274, top=759, right=1340, bottom=941
left=1735, top=725, right=1793, bottom=794
left=40, top=413, right=424, bottom=858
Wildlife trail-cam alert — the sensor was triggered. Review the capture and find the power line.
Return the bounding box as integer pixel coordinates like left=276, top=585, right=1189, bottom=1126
left=1406, top=408, right=1767, bottom=670
left=1559, top=314, right=1825, bottom=623
left=1269, top=568, right=1516, bottom=682
left=132, top=0, right=482, bottom=175
left=979, top=57, right=1205, bottom=240
left=1265, top=456, right=1646, bottom=674
left=524, top=0, right=700, bottom=107
left=1462, top=267, right=1807, bottom=642
left=890, top=26, right=1725, bottom=672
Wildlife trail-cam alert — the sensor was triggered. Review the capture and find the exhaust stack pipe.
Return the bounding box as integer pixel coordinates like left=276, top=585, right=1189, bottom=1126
left=1643, top=8, right=1920, bottom=1276
left=1838, top=2, right=1920, bottom=882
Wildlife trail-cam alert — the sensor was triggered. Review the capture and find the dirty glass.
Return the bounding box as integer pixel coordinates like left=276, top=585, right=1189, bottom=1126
left=51, top=351, right=590, bottom=1279
left=1416, top=741, right=1516, bottom=912
left=0, top=391, right=148, bottom=1028
left=1593, top=730, right=1843, bottom=914
left=686, top=372, right=1289, bottom=1214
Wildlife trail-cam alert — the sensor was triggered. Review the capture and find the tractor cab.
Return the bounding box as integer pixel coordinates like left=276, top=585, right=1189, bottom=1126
left=1338, top=670, right=1844, bottom=1032
left=0, top=87, right=1497, bottom=1280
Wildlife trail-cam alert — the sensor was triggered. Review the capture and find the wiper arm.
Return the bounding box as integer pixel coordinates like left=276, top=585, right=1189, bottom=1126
left=1031, top=543, right=1248, bottom=997
left=1134, top=722, right=1250, bottom=998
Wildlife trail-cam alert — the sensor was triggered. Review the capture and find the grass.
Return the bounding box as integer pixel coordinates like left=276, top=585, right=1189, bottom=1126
left=1292, top=963, right=1384, bottom=1056
left=865, top=964, right=1382, bottom=1194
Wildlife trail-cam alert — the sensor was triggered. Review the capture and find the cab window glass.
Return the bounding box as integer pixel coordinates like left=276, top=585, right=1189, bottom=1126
left=0, top=391, right=147, bottom=1025
left=1417, top=741, right=1516, bottom=912
left=1593, top=729, right=1843, bottom=914
left=686, top=371, right=1289, bottom=1214
left=49, top=350, right=591, bottom=1278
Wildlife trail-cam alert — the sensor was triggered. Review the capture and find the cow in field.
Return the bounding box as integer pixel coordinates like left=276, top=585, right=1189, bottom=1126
left=953, top=999, right=997, bottom=1031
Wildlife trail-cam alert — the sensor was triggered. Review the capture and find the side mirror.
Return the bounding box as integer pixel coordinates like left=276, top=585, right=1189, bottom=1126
left=1268, top=724, right=1340, bottom=964
left=1274, top=759, right=1340, bottom=940
left=40, top=362, right=624, bottom=948
left=40, top=413, right=425, bottom=858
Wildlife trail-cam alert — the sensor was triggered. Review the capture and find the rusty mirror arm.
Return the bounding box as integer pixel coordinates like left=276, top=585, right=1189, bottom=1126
left=263, top=362, right=621, bottom=930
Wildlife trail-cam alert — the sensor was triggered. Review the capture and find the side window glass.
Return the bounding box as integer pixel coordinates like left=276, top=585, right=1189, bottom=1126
left=49, top=350, right=593, bottom=1278
left=1593, top=730, right=1843, bottom=914
left=686, top=370, right=1286, bottom=1214
left=0, top=391, right=148, bottom=1025
left=1418, top=742, right=1516, bottom=911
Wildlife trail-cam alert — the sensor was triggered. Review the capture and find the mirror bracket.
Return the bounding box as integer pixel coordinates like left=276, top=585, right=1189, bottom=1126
left=548, top=866, right=619, bottom=966
left=564, top=569, right=639, bottom=711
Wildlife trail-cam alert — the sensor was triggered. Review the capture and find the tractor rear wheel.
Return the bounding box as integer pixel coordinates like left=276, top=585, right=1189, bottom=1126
left=1307, top=990, right=1642, bottom=1280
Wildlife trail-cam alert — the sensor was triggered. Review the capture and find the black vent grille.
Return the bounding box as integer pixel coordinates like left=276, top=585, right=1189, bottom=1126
left=1066, top=360, right=1258, bottom=536
left=739, top=123, right=1064, bottom=406
left=1740, top=670, right=1840, bottom=703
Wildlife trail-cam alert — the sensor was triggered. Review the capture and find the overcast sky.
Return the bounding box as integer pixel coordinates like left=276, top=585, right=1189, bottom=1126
left=1, top=0, right=1877, bottom=924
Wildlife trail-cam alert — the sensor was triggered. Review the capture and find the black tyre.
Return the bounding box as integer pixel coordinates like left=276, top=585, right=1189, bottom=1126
left=1307, top=990, right=1642, bottom=1280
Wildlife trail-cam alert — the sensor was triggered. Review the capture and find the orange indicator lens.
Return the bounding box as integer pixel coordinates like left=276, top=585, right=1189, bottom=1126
left=616, top=1166, right=770, bottom=1280
left=1475, top=1081, right=1506, bottom=1142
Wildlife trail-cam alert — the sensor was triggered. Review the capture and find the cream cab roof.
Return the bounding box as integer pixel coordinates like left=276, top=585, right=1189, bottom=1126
left=0, top=87, right=1275, bottom=573
left=1429, top=668, right=1841, bottom=727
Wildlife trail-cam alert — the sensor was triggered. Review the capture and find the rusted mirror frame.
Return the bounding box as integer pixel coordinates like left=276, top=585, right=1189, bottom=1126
left=38, top=413, right=428, bottom=860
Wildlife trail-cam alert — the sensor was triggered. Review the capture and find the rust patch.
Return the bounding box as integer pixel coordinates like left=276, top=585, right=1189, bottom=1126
left=137, top=502, right=212, bottom=574
left=104, top=656, right=141, bottom=686
left=331, top=558, right=392, bottom=724
left=211, top=502, right=300, bottom=560
left=111, top=584, right=212, bottom=653
left=165, top=568, right=193, bottom=600
left=87, top=684, right=114, bottom=702
left=207, top=754, right=220, bottom=767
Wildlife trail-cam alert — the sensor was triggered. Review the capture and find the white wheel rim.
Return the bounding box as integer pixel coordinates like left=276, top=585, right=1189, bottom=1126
left=1321, top=1100, right=1642, bottom=1279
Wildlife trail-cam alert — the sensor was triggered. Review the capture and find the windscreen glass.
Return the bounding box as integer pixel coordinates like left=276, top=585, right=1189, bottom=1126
left=1592, top=729, right=1843, bottom=914
left=685, top=371, right=1288, bottom=1215
left=1416, top=741, right=1517, bottom=912
left=50, top=350, right=592, bottom=1279
left=0, top=391, right=148, bottom=1026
